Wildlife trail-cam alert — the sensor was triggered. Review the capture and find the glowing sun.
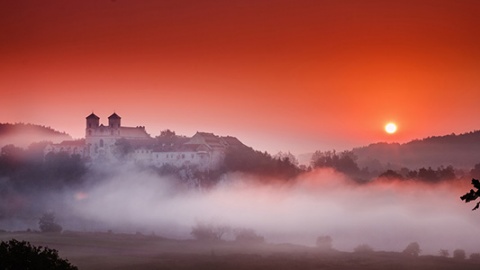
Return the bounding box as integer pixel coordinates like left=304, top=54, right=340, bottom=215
left=385, top=123, right=397, bottom=134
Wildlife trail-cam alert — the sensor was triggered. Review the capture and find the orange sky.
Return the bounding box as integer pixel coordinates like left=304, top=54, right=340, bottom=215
left=1, top=0, right=480, bottom=154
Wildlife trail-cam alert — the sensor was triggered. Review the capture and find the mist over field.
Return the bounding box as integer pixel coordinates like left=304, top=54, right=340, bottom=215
left=6, top=164, right=474, bottom=255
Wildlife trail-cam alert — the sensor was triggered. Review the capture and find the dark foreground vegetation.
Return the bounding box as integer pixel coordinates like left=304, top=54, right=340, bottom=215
left=1, top=231, right=479, bottom=270
left=0, top=238, right=77, bottom=270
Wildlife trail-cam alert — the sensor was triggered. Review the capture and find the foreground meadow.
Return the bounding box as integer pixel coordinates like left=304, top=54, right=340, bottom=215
left=1, top=231, right=480, bottom=270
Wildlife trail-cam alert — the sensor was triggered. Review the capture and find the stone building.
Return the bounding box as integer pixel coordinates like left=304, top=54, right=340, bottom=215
left=44, top=112, right=246, bottom=171
left=85, top=113, right=151, bottom=160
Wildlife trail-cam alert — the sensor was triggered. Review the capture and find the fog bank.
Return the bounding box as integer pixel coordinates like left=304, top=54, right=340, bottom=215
left=56, top=165, right=480, bottom=254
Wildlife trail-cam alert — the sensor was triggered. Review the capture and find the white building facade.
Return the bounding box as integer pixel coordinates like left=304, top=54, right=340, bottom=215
left=44, top=113, right=245, bottom=171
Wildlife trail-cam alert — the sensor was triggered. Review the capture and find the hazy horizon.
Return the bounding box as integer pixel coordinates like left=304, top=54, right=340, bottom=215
left=2, top=0, right=480, bottom=154
left=1, top=164, right=478, bottom=255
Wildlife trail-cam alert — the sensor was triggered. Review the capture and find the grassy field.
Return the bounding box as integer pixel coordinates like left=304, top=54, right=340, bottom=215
left=1, top=231, right=479, bottom=270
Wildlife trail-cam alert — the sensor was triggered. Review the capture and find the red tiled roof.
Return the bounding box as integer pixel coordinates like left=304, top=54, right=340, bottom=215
left=119, top=127, right=150, bottom=138
left=185, top=132, right=226, bottom=149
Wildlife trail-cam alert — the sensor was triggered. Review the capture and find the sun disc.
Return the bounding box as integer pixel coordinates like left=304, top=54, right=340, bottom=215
left=385, top=123, right=397, bottom=134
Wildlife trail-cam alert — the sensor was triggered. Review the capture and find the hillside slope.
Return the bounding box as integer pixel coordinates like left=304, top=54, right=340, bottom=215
left=353, top=131, right=480, bottom=170
left=0, top=123, right=72, bottom=148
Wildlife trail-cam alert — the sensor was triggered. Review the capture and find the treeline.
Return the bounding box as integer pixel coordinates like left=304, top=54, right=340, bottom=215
left=378, top=166, right=456, bottom=182
left=1, top=135, right=478, bottom=196
left=352, top=130, right=480, bottom=170
left=0, top=143, right=87, bottom=220
left=310, top=149, right=477, bottom=183
left=221, top=147, right=301, bottom=180
left=0, top=143, right=86, bottom=191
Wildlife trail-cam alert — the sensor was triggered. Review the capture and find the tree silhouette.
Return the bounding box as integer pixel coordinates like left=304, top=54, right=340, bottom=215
left=191, top=222, right=231, bottom=241
left=471, top=164, right=480, bottom=179
left=439, top=249, right=449, bottom=257
left=403, top=242, right=421, bottom=256
left=39, top=212, right=63, bottom=233
left=311, top=150, right=360, bottom=177
left=460, top=179, right=480, bottom=211
left=470, top=253, right=480, bottom=261
left=233, top=228, right=265, bottom=244
left=0, top=239, right=77, bottom=269
left=453, top=249, right=466, bottom=260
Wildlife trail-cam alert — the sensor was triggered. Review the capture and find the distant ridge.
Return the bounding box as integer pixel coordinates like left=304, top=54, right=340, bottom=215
left=353, top=130, right=480, bottom=170
left=299, top=130, right=480, bottom=170
left=0, top=123, right=72, bottom=148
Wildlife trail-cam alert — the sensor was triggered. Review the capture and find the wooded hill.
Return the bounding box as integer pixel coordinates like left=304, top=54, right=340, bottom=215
left=0, top=123, right=71, bottom=148
left=353, top=131, right=480, bottom=171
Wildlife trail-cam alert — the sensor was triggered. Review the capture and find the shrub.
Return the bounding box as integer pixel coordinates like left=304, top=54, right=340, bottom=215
left=0, top=239, right=77, bottom=269
left=453, top=249, right=466, bottom=260
left=191, top=222, right=231, bottom=241
left=403, top=242, right=421, bottom=256
left=469, top=253, right=480, bottom=261
left=438, top=249, right=449, bottom=257
left=39, top=212, right=62, bottom=233
left=234, top=228, right=265, bottom=244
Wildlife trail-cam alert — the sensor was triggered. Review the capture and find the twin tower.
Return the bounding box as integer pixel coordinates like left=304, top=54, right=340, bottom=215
left=86, top=112, right=121, bottom=130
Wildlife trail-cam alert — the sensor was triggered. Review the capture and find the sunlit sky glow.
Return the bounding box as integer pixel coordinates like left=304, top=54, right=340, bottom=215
left=1, top=0, right=480, bottom=154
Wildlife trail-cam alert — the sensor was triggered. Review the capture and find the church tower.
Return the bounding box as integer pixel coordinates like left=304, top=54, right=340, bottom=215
left=86, top=113, right=100, bottom=129
left=108, top=112, right=121, bottom=128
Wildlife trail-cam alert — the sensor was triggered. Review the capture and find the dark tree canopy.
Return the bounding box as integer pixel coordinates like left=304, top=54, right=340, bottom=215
left=233, top=228, right=265, bottom=244
left=39, top=212, right=63, bottom=233
left=453, top=249, right=466, bottom=260
left=223, top=147, right=300, bottom=179
left=311, top=150, right=360, bottom=176
left=191, top=222, right=231, bottom=242
left=0, top=239, right=77, bottom=270
left=403, top=242, right=421, bottom=256
left=460, top=178, right=480, bottom=211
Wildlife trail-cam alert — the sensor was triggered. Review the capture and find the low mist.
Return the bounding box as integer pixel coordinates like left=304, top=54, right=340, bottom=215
left=25, top=165, right=477, bottom=255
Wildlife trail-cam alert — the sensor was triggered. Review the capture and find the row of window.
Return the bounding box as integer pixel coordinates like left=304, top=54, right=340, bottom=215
left=87, top=130, right=121, bottom=136
left=161, top=153, right=196, bottom=159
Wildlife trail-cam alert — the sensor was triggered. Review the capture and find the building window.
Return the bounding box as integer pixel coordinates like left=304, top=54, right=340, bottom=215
left=100, top=139, right=104, bottom=147
left=88, top=130, right=92, bottom=136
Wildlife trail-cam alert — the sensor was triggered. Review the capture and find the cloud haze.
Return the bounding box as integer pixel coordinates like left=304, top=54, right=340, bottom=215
left=56, top=165, right=480, bottom=255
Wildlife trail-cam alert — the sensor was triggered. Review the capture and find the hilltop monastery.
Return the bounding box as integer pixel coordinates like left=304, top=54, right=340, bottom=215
left=44, top=113, right=246, bottom=170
